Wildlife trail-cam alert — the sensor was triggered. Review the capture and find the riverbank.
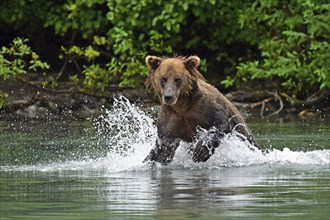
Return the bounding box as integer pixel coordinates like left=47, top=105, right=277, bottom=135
left=1, top=77, right=329, bottom=122
left=0, top=76, right=154, bottom=120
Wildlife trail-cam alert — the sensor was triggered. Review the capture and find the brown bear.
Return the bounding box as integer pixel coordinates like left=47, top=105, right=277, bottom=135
left=143, top=55, right=259, bottom=164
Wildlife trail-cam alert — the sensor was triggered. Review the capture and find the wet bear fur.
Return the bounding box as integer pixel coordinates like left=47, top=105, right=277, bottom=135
left=143, top=55, right=259, bottom=163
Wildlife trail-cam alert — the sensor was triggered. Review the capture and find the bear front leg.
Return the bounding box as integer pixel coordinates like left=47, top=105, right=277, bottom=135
left=143, top=138, right=180, bottom=164
left=192, top=139, right=219, bottom=162
left=192, top=130, right=224, bottom=163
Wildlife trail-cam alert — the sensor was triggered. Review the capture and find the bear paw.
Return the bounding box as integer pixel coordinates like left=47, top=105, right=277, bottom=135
left=192, top=140, right=219, bottom=163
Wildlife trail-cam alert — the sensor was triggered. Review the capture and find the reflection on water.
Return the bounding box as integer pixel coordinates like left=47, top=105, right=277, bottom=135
left=1, top=165, right=329, bottom=219
left=0, top=97, right=329, bottom=219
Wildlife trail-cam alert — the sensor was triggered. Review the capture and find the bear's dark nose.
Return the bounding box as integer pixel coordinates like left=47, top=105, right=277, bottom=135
left=164, top=96, right=173, bottom=103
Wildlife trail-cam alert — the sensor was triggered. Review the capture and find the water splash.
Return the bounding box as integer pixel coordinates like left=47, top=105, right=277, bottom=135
left=94, top=96, right=156, bottom=156
left=2, top=96, right=329, bottom=172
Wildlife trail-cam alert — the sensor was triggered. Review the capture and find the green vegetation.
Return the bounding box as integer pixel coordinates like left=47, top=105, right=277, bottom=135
left=0, top=38, right=49, bottom=107
left=0, top=38, right=49, bottom=80
left=223, top=0, right=330, bottom=95
left=0, top=0, right=329, bottom=111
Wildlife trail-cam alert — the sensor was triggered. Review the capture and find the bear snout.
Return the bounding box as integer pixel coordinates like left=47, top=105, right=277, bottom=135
left=163, top=95, right=177, bottom=105
left=164, top=96, right=174, bottom=104
left=162, top=86, right=177, bottom=105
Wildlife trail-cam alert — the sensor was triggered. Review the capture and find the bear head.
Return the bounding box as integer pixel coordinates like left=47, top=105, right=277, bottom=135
left=145, top=55, right=205, bottom=106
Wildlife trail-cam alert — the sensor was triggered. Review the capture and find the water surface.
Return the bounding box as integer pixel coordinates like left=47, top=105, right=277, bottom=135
left=1, top=97, right=329, bottom=219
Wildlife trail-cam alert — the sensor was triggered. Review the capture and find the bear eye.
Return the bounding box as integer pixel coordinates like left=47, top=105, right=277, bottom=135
left=160, top=77, right=167, bottom=86
left=175, top=78, right=182, bottom=87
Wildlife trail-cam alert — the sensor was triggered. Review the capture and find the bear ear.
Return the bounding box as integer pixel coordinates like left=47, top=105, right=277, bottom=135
left=145, top=55, right=162, bottom=70
left=184, top=55, right=206, bottom=81
left=185, top=56, right=200, bottom=69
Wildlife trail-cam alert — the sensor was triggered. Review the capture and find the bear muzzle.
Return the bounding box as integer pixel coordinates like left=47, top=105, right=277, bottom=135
left=162, top=95, right=177, bottom=105
left=164, top=96, right=174, bottom=104
left=162, top=86, right=177, bottom=105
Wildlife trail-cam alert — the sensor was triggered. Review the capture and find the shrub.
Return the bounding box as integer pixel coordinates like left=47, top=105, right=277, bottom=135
left=0, top=38, right=49, bottom=80
left=0, top=37, right=49, bottom=107
left=222, top=0, right=330, bottom=95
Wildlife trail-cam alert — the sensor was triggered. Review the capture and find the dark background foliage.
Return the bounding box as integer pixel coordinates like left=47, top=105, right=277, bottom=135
left=0, top=0, right=329, bottom=110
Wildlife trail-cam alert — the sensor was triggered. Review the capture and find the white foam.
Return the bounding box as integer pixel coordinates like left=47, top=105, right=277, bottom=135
left=2, top=96, right=329, bottom=172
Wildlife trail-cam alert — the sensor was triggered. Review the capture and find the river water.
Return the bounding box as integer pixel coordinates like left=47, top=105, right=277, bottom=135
left=0, top=97, right=329, bottom=219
